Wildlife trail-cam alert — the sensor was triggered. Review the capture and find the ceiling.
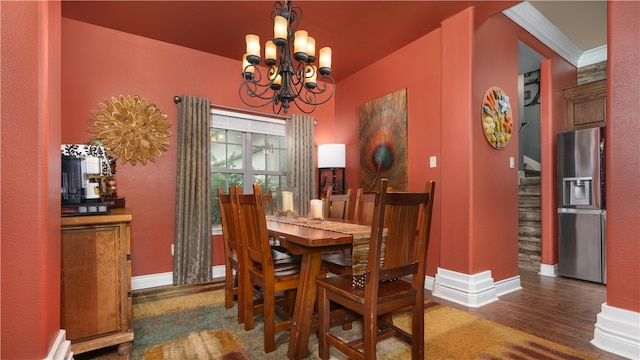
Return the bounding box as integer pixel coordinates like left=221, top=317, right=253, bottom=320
left=529, top=0, right=606, bottom=51
left=61, top=1, right=607, bottom=82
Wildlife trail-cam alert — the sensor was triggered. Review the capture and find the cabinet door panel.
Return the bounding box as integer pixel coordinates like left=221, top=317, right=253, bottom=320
left=61, top=225, right=120, bottom=340
left=563, top=80, right=607, bottom=131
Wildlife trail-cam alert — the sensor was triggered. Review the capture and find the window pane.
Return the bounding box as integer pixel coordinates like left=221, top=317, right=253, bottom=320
left=265, top=152, right=278, bottom=172
left=211, top=174, right=243, bottom=225
left=252, top=146, right=266, bottom=171
left=279, top=149, right=288, bottom=172
left=228, top=144, right=243, bottom=169
left=211, top=129, right=244, bottom=170
left=227, top=130, right=243, bottom=144
left=265, top=176, right=279, bottom=193
left=253, top=175, right=266, bottom=191
left=212, top=173, right=244, bottom=193
left=251, top=133, right=266, bottom=147
left=211, top=142, right=226, bottom=169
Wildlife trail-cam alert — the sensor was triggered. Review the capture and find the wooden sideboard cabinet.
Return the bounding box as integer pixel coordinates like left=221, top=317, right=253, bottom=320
left=563, top=79, right=607, bottom=131
left=61, top=208, right=133, bottom=356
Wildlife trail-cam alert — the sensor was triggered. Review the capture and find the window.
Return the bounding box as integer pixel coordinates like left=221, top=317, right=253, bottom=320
left=210, top=109, right=288, bottom=232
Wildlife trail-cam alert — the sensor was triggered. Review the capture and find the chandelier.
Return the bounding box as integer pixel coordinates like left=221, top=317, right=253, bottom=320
left=239, top=1, right=335, bottom=114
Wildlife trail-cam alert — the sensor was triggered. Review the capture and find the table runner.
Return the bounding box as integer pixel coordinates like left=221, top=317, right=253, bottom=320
left=267, top=216, right=386, bottom=287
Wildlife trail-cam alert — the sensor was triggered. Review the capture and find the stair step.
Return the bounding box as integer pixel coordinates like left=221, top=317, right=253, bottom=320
left=519, top=176, right=541, bottom=185
left=519, top=211, right=541, bottom=221
left=519, top=226, right=541, bottom=236
left=519, top=202, right=541, bottom=209
left=519, top=240, right=541, bottom=251
left=519, top=186, right=541, bottom=196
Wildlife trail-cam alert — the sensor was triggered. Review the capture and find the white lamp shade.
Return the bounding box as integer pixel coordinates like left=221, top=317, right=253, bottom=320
left=318, top=144, right=345, bottom=168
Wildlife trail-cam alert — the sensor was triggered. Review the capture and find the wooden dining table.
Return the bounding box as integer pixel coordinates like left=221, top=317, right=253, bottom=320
left=266, top=216, right=360, bottom=360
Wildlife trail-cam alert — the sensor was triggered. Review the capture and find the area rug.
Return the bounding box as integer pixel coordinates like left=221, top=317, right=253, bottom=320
left=131, top=282, right=598, bottom=360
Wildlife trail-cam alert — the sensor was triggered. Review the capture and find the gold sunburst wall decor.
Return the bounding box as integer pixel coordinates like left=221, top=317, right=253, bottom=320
left=481, top=87, right=513, bottom=149
left=88, top=95, right=172, bottom=166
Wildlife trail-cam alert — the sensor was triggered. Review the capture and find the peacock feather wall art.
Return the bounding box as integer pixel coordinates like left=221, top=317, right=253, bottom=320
left=358, top=88, right=408, bottom=192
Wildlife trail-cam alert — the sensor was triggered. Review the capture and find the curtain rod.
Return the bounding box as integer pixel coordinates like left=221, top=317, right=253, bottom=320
left=173, top=96, right=290, bottom=121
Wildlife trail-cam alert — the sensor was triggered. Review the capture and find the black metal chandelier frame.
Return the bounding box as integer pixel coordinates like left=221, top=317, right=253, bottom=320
left=239, top=1, right=335, bottom=114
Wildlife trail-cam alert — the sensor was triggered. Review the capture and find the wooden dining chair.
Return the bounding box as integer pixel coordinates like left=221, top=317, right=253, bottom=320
left=316, top=179, right=436, bottom=360
left=321, top=188, right=356, bottom=275
left=217, top=186, right=245, bottom=323
left=236, top=183, right=304, bottom=353
left=324, top=188, right=353, bottom=220
left=321, top=188, right=355, bottom=276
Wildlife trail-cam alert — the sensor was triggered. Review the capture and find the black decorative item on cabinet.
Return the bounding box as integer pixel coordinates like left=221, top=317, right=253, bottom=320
left=317, top=144, right=346, bottom=199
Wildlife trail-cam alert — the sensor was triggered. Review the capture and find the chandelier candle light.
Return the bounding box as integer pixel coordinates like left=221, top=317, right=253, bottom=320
left=240, top=0, right=335, bottom=114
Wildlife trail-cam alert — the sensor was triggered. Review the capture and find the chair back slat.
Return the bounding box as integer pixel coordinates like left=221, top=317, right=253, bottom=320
left=354, top=188, right=377, bottom=225
left=383, top=197, right=424, bottom=269
left=324, top=188, right=352, bottom=220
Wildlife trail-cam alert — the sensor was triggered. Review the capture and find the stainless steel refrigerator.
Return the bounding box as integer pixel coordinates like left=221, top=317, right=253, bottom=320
left=556, top=127, right=606, bottom=284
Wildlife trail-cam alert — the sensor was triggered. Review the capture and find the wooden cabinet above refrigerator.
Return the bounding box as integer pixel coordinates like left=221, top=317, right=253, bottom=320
left=563, top=79, right=607, bottom=131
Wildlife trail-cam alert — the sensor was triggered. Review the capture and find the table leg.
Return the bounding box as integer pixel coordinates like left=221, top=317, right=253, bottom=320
left=287, top=251, right=322, bottom=360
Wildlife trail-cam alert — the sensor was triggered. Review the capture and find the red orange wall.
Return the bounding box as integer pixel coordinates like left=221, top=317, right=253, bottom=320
left=61, top=18, right=334, bottom=277
left=335, top=7, right=576, bottom=282
left=333, top=28, right=443, bottom=275
left=607, top=0, right=640, bottom=312
left=2, top=4, right=638, bottom=359
left=470, top=9, right=520, bottom=278
left=1, top=1, right=62, bottom=358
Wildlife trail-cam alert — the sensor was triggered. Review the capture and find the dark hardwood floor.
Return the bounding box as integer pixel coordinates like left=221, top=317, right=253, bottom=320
left=426, top=269, right=625, bottom=360
left=77, top=269, right=625, bottom=360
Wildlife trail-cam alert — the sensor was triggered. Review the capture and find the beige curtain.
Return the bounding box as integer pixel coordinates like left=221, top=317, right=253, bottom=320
left=286, top=114, right=316, bottom=216
left=174, top=95, right=212, bottom=285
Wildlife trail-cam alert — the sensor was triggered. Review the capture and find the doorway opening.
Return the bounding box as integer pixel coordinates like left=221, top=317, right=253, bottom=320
left=517, top=41, right=544, bottom=271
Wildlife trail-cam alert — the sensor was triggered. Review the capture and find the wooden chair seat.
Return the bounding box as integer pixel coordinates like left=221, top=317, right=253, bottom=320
left=316, top=274, right=416, bottom=305
left=321, top=252, right=353, bottom=275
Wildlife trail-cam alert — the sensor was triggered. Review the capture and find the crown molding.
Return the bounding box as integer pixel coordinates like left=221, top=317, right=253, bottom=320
left=503, top=1, right=607, bottom=68
left=580, top=44, right=608, bottom=67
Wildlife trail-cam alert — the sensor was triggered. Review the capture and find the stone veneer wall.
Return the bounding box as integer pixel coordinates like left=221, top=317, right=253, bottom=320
left=578, top=61, right=607, bottom=84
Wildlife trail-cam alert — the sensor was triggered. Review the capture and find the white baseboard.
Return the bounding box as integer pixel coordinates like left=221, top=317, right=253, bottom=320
left=44, top=330, right=72, bottom=360
left=495, top=274, right=522, bottom=297
left=432, top=267, right=500, bottom=307
left=131, top=265, right=226, bottom=290
left=539, top=263, right=558, bottom=277
left=592, top=302, right=640, bottom=360
left=425, top=275, right=435, bottom=291
left=131, top=271, right=173, bottom=290
left=211, top=265, right=225, bottom=280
